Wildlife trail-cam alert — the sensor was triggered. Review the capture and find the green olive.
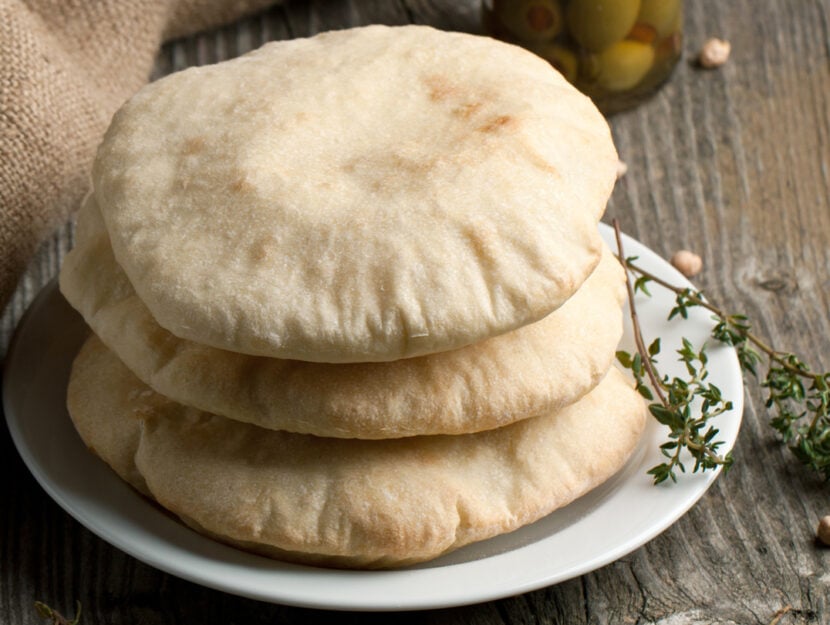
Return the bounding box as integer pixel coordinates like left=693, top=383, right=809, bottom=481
left=637, top=0, right=681, bottom=37
left=495, top=0, right=564, bottom=42
left=566, top=0, right=642, bottom=52
left=595, top=40, right=655, bottom=91
left=533, top=43, right=579, bottom=82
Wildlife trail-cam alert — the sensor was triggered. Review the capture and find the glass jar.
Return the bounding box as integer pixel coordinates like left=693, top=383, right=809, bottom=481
left=482, top=0, right=683, bottom=114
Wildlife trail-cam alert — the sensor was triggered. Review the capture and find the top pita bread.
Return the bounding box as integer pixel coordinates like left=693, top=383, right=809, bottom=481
left=92, top=25, right=618, bottom=362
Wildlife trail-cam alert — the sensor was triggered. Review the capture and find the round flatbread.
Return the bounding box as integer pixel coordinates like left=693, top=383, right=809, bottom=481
left=60, top=195, right=626, bottom=438
left=92, top=25, right=617, bottom=362
left=67, top=335, right=646, bottom=568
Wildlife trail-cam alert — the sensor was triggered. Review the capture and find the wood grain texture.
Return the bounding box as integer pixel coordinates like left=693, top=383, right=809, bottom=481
left=2, top=0, right=830, bottom=623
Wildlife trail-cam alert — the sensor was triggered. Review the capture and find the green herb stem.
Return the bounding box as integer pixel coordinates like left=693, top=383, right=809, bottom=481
left=612, top=220, right=733, bottom=484
left=34, top=601, right=81, bottom=625
left=613, top=223, right=668, bottom=406
left=623, top=258, right=817, bottom=383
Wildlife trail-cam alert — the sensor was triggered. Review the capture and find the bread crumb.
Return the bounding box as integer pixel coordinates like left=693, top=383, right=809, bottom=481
left=699, top=38, right=731, bottom=68
left=616, top=159, right=628, bottom=179
left=671, top=250, right=703, bottom=277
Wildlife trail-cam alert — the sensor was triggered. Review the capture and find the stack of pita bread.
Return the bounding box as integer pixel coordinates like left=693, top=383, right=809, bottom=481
left=59, top=25, right=647, bottom=568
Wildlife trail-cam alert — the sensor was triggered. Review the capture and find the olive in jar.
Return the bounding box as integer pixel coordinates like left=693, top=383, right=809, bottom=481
left=495, top=0, right=564, bottom=42
left=593, top=40, right=655, bottom=91
left=566, top=0, right=642, bottom=52
left=636, top=0, right=681, bottom=37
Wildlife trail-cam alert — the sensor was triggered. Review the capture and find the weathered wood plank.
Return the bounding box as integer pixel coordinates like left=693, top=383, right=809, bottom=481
left=2, top=0, right=830, bottom=623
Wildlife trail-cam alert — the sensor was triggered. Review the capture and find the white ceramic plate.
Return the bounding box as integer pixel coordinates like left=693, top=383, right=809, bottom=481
left=3, top=225, right=742, bottom=611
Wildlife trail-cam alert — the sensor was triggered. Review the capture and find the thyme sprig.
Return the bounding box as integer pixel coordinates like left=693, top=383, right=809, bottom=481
left=613, top=220, right=830, bottom=482
left=34, top=601, right=82, bottom=625
left=613, top=223, right=733, bottom=484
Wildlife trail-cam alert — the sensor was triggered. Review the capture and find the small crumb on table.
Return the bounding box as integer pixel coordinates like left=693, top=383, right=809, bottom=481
left=616, top=159, right=628, bottom=179
left=671, top=250, right=703, bottom=277
left=699, top=38, right=731, bottom=68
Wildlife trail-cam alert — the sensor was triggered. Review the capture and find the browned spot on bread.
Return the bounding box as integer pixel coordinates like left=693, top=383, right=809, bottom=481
left=182, top=136, right=206, bottom=154
left=250, top=234, right=278, bottom=263
left=230, top=172, right=253, bottom=193
left=341, top=152, right=436, bottom=193
left=478, top=115, right=515, bottom=133
left=527, top=147, right=560, bottom=176
left=462, top=226, right=499, bottom=262
left=389, top=153, right=433, bottom=176
left=423, top=73, right=457, bottom=101
left=453, top=102, right=483, bottom=119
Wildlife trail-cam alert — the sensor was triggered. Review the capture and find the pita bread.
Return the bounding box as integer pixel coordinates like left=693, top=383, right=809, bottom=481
left=61, top=195, right=626, bottom=438
left=92, top=25, right=617, bottom=362
left=67, top=335, right=646, bottom=568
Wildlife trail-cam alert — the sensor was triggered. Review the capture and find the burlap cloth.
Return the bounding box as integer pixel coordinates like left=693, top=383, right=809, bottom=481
left=0, top=0, right=279, bottom=312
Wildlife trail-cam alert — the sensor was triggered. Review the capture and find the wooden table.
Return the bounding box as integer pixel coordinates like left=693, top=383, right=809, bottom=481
left=2, top=1, right=829, bottom=622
